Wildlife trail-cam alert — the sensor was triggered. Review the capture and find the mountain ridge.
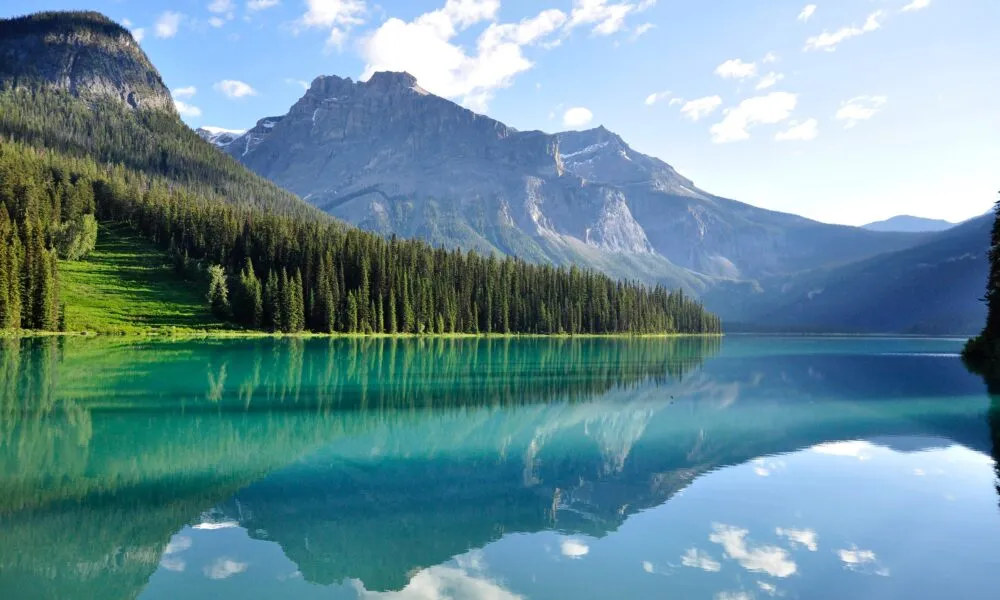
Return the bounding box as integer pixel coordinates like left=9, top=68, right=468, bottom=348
left=224, top=71, right=933, bottom=310
left=862, top=215, right=956, bottom=233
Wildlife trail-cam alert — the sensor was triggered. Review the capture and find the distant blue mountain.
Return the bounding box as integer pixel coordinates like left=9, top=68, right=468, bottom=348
left=862, top=215, right=955, bottom=233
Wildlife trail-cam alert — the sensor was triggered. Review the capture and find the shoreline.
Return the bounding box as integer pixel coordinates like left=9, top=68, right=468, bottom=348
left=1, top=329, right=724, bottom=340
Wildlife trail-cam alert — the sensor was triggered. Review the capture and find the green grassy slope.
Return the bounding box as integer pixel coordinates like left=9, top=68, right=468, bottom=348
left=59, top=223, right=228, bottom=333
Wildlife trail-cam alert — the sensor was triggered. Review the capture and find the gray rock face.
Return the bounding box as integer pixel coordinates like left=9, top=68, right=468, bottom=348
left=228, top=70, right=932, bottom=306
left=0, top=11, right=175, bottom=113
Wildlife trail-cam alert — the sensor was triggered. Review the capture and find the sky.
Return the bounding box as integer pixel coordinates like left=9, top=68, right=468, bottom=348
left=5, top=0, right=999, bottom=226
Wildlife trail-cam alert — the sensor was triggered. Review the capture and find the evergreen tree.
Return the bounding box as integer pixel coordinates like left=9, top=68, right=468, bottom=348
left=206, top=264, right=231, bottom=319
left=235, top=258, right=263, bottom=327
left=263, top=269, right=280, bottom=332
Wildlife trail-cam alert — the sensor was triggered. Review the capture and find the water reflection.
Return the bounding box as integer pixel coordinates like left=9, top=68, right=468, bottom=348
left=0, top=336, right=998, bottom=599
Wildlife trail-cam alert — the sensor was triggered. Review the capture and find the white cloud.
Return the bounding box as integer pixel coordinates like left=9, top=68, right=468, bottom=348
left=298, top=0, right=367, bottom=47
left=214, top=80, right=258, bottom=99
left=835, top=96, right=887, bottom=128
left=563, top=107, right=594, bottom=128
left=681, top=96, right=722, bottom=121
left=567, top=0, right=655, bottom=36
left=193, top=520, right=239, bottom=529
left=902, top=0, right=931, bottom=12
left=204, top=558, right=248, bottom=580
left=644, top=90, right=671, bottom=106
left=668, top=98, right=683, bottom=107
left=209, top=17, right=227, bottom=28
left=775, top=528, right=819, bottom=551
left=132, top=28, right=146, bottom=42
left=353, top=564, right=522, bottom=599
left=812, top=439, right=877, bottom=457
left=172, top=86, right=197, bottom=99
left=174, top=100, right=202, bottom=117
left=716, top=593, right=753, bottom=600
left=762, top=51, right=779, bottom=64
left=248, top=0, right=281, bottom=9
left=631, top=22, right=655, bottom=40
left=561, top=539, right=590, bottom=558
left=209, top=0, right=235, bottom=13
left=752, top=458, right=786, bottom=476
left=642, top=561, right=655, bottom=573
left=715, top=58, right=757, bottom=80
left=775, top=118, right=819, bottom=141
left=805, top=10, right=884, bottom=51
left=758, top=581, right=778, bottom=596
left=164, top=535, right=193, bottom=555
left=154, top=11, right=183, bottom=39
left=160, top=557, right=186, bottom=571
left=839, top=547, right=877, bottom=566
left=756, top=72, right=784, bottom=90
left=709, top=524, right=798, bottom=578
left=285, top=78, right=310, bottom=90
left=710, top=92, right=797, bottom=143
left=681, top=549, right=722, bottom=572
left=360, top=3, right=565, bottom=112
left=798, top=4, right=817, bottom=22
left=838, top=546, right=890, bottom=575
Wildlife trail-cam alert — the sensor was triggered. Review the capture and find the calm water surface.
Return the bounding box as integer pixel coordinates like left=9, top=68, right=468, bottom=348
left=2, top=335, right=999, bottom=599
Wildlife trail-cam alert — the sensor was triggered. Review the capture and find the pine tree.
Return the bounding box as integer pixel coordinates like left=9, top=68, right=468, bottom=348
left=388, top=292, right=398, bottom=334
left=235, top=258, right=263, bottom=327
left=279, top=269, right=293, bottom=333
left=263, top=269, right=280, bottom=332
left=290, top=269, right=305, bottom=332
left=346, top=291, right=359, bottom=333
left=206, top=264, right=231, bottom=319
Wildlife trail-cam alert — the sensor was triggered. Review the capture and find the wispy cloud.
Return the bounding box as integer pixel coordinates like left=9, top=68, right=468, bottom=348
left=756, top=72, right=784, bottom=90
left=902, top=0, right=931, bottom=12
left=567, top=0, right=656, bottom=37
left=715, top=58, right=757, bottom=80
left=775, top=119, right=819, bottom=142
left=835, top=96, right=887, bottom=128
left=681, top=96, right=722, bottom=121
left=798, top=4, right=817, bottom=22
left=644, top=90, right=671, bottom=106
left=804, top=10, right=884, bottom=51
left=154, top=11, right=183, bottom=39
left=248, top=0, right=281, bottom=10
left=710, top=92, right=798, bottom=143
left=214, top=80, right=258, bottom=99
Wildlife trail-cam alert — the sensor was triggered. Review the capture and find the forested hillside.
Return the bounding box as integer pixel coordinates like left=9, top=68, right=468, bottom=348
left=963, top=199, right=1000, bottom=374
left=0, top=11, right=720, bottom=336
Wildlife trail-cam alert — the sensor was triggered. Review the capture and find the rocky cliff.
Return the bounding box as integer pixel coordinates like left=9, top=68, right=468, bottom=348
left=228, top=71, right=926, bottom=298
left=0, top=11, right=174, bottom=112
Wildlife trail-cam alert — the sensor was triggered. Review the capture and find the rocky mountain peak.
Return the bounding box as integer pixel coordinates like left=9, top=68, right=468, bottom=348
left=365, top=71, right=421, bottom=92
left=230, top=70, right=562, bottom=190
left=0, top=11, right=175, bottom=113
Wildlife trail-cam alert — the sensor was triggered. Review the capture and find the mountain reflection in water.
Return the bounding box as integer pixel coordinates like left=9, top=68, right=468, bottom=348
left=1, top=336, right=998, bottom=600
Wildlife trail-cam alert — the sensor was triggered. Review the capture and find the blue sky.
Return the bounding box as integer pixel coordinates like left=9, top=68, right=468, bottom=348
left=5, top=0, right=999, bottom=225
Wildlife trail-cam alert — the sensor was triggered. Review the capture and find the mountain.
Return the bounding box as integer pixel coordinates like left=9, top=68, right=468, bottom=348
left=0, top=11, right=173, bottom=112
left=862, top=215, right=956, bottom=233
left=195, top=126, right=244, bottom=148
left=226, top=72, right=925, bottom=296
left=710, top=214, right=991, bottom=334
left=0, top=12, right=718, bottom=336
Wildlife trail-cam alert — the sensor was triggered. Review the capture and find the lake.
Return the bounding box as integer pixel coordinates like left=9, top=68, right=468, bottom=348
left=1, top=335, right=999, bottom=599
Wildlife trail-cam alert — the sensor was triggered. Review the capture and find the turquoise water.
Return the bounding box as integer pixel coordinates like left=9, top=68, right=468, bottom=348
left=1, top=336, right=998, bottom=599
